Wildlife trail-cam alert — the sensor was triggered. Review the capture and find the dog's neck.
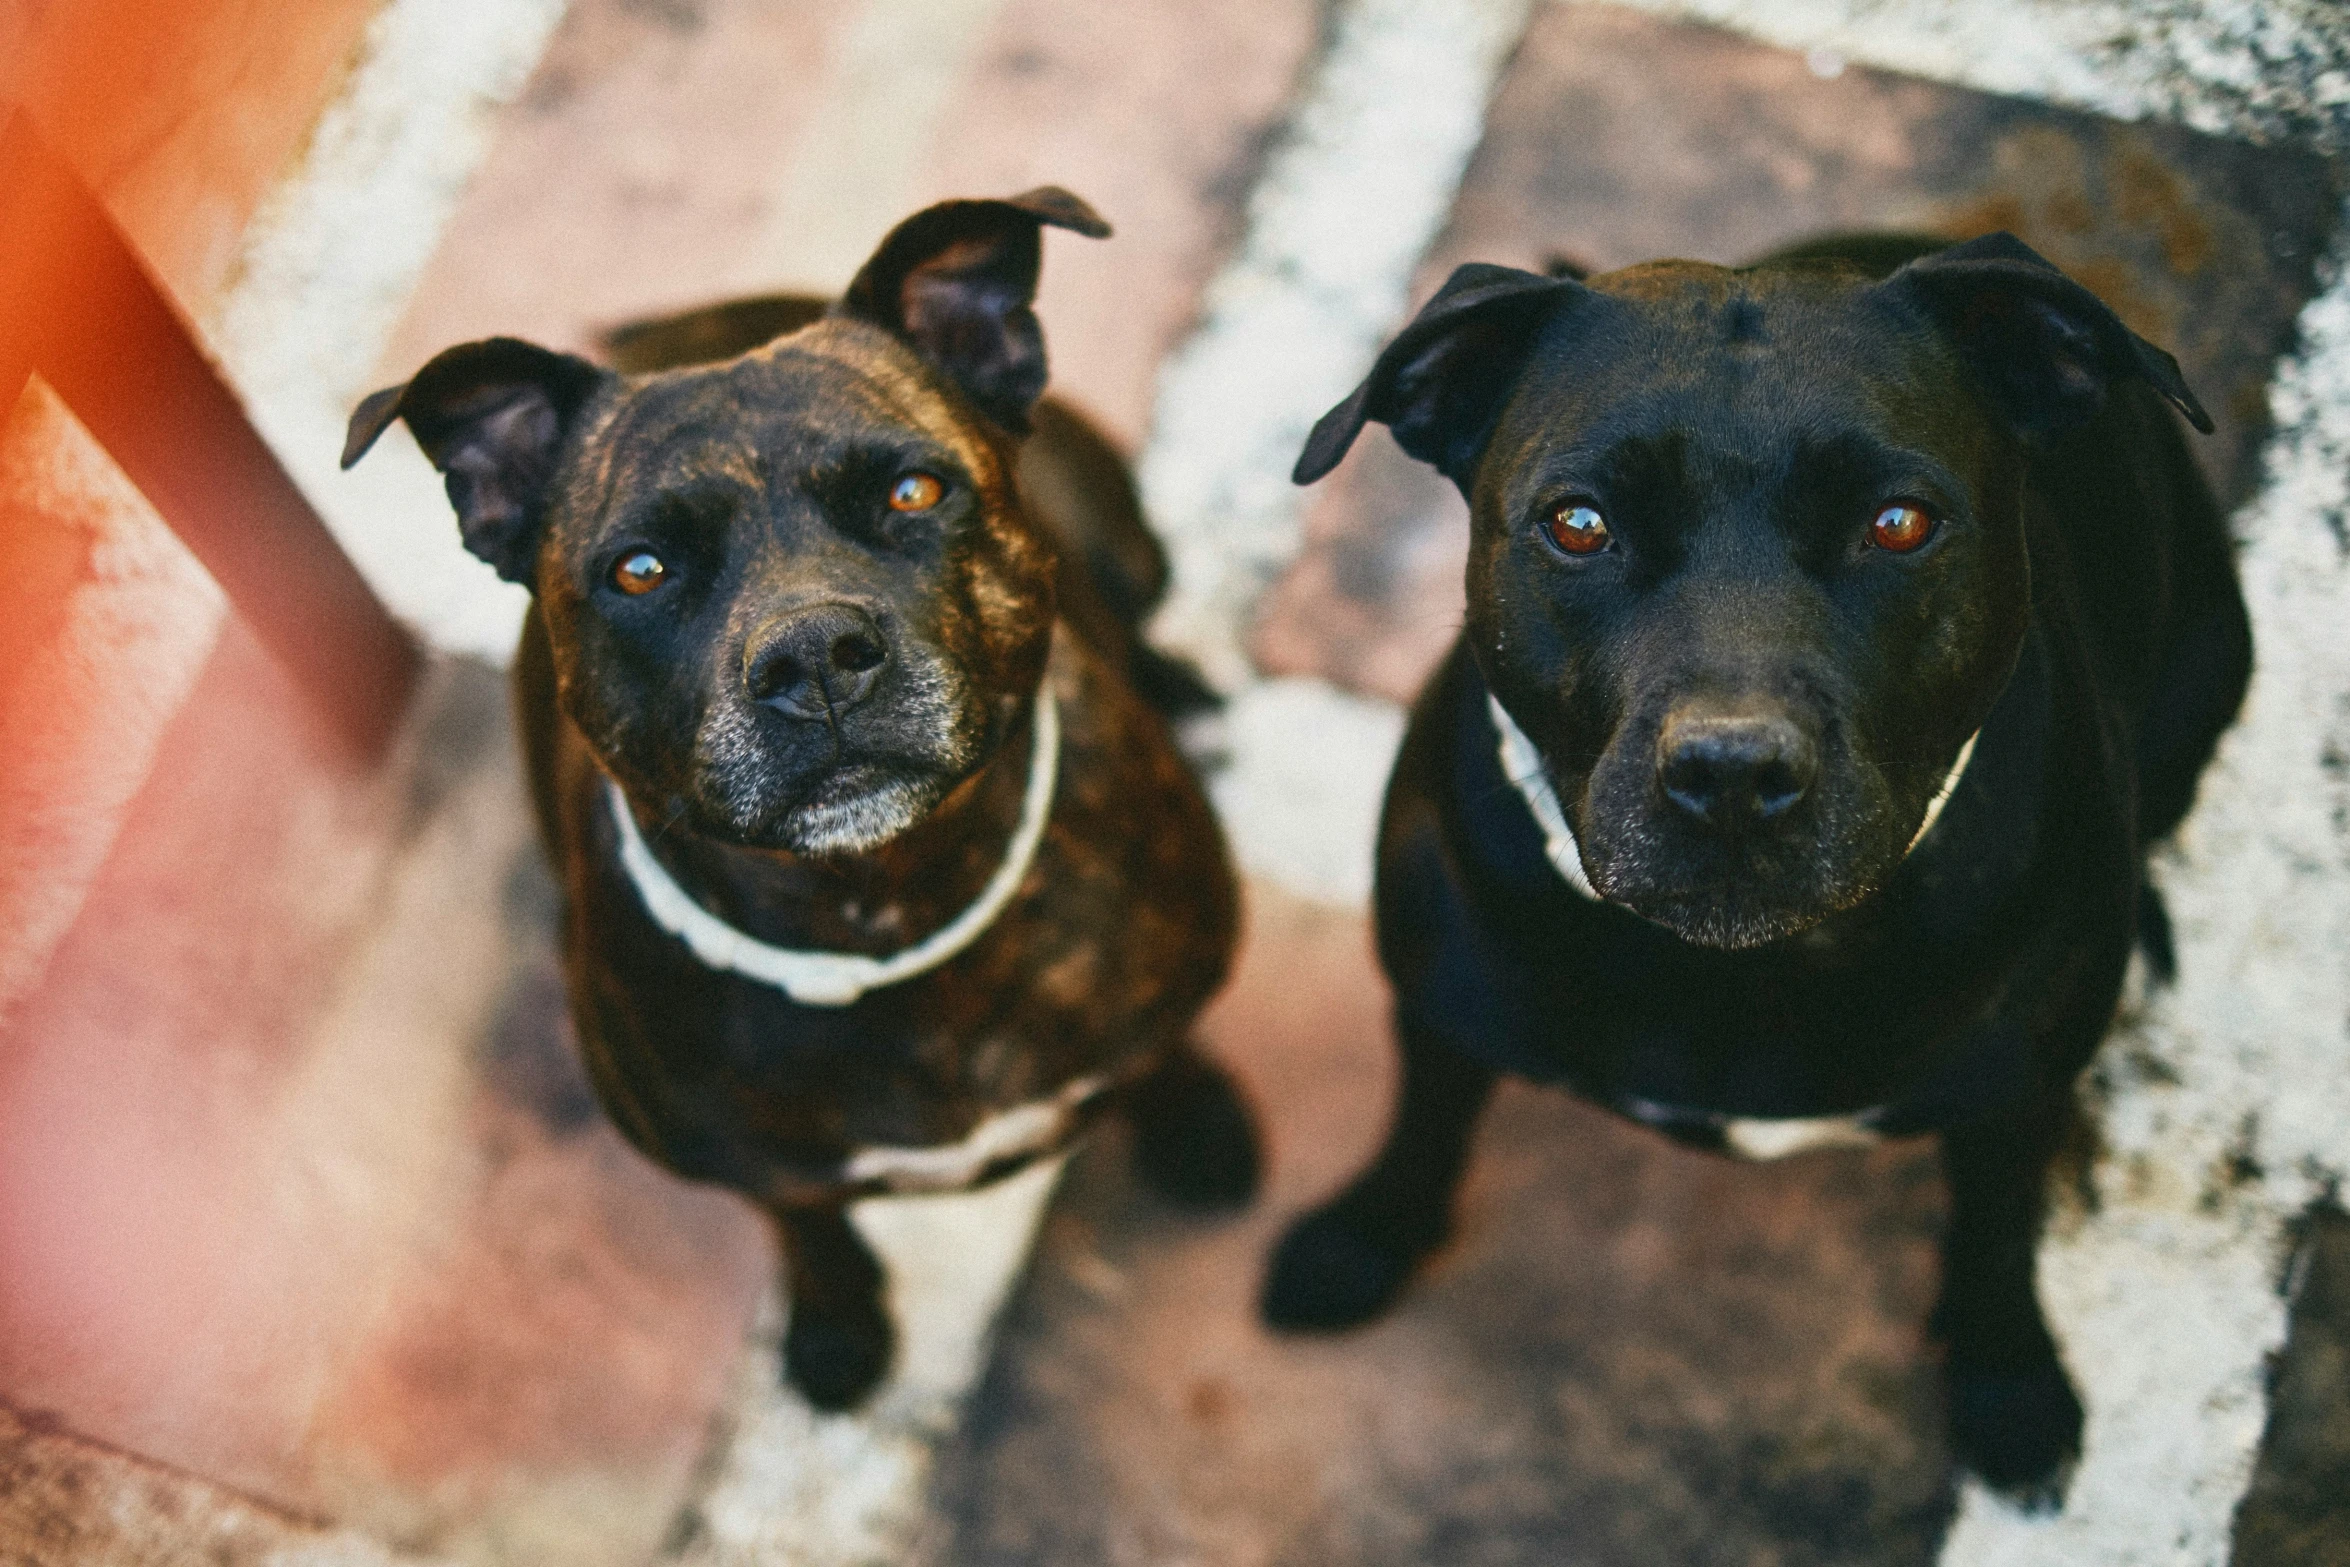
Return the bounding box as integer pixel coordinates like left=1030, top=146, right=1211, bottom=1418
left=607, top=665, right=1060, bottom=1006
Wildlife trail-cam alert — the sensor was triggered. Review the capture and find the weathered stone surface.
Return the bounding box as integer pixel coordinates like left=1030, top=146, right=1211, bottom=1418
left=0, top=1399, right=449, bottom=1567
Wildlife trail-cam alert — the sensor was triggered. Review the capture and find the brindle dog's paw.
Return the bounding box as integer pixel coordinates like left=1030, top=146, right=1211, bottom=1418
left=1128, top=1054, right=1262, bottom=1211
left=1260, top=1205, right=1425, bottom=1332
left=783, top=1299, right=896, bottom=1412
left=1944, top=1354, right=2084, bottom=1513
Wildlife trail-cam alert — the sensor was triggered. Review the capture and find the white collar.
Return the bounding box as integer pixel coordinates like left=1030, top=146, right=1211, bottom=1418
left=608, top=693, right=1061, bottom=1006
left=1486, top=694, right=1977, bottom=901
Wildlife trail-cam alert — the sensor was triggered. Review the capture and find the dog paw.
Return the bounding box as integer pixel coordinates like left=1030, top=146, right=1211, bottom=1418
left=1945, top=1355, right=2083, bottom=1513
left=783, top=1300, right=896, bottom=1412
left=1129, top=1061, right=1262, bottom=1211
left=1260, top=1206, right=1425, bottom=1332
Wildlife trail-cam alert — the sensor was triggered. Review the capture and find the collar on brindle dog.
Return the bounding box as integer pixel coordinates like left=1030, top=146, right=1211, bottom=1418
left=607, top=692, right=1062, bottom=1006
left=1487, top=694, right=1978, bottom=903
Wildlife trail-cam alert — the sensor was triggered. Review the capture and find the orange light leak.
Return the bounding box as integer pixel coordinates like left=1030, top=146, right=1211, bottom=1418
left=0, top=1, right=438, bottom=1508
left=1, top=111, right=419, bottom=764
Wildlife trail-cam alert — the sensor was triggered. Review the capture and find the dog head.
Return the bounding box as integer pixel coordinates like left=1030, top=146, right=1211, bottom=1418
left=1299, top=233, right=2208, bottom=948
left=346, top=188, right=1109, bottom=855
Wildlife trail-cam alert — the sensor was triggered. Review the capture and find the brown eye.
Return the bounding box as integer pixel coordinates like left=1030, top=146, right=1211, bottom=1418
left=889, top=472, right=944, bottom=512
left=1868, top=503, right=1936, bottom=553
left=611, top=550, right=668, bottom=595
left=1542, top=501, right=1612, bottom=556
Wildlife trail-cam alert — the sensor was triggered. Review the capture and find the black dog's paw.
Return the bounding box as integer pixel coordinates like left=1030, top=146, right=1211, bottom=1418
left=783, top=1299, right=896, bottom=1412
left=1945, top=1355, right=2084, bottom=1513
left=1261, top=1205, right=1427, bottom=1332
left=1128, top=1056, right=1262, bottom=1212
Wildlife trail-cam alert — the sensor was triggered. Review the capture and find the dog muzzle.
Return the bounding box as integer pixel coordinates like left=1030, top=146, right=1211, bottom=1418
left=1487, top=694, right=1978, bottom=902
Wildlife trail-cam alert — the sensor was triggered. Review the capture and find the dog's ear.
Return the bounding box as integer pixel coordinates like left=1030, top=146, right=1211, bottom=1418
left=1882, top=232, right=2212, bottom=438
left=837, top=187, right=1111, bottom=435
left=1295, top=263, right=1573, bottom=485
left=342, top=338, right=609, bottom=585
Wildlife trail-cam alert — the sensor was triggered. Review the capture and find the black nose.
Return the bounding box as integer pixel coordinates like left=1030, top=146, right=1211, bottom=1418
left=744, top=603, right=889, bottom=721
left=1657, top=708, right=1817, bottom=828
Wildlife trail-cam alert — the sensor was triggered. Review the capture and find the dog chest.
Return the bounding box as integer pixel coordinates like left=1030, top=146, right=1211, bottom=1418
left=838, top=1072, right=1108, bottom=1194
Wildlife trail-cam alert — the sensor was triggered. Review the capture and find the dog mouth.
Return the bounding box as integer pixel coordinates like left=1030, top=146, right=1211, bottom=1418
left=685, top=687, right=981, bottom=854
left=1575, top=800, right=1889, bottom=951
left=682, top=751, right=962, bottom=855
left=772, top=764, right=951, bottom=854
left=1595, top=862, right=1875, bottom=949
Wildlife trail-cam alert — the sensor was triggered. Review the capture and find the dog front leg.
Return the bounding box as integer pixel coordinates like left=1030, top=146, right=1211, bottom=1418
left=775, top=1203, right=895, bottom=1411
left=1125, top=1038, right=1263, bottom=1211
left=1934, top=1100, right=2084, bottom=1511
left=1260, top=1020, right=1495, bottom=1332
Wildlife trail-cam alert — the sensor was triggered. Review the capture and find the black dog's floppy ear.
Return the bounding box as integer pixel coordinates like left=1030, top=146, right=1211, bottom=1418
left=837, top=186, right=1111, bottom=435
left=342, top=338, right=608, bottom=585
left=1883, top=232, right=2212, bottom=438
left=1295, top=263, right=1573, bottom=486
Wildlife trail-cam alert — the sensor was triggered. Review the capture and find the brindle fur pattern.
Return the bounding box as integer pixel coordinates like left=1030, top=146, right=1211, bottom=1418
left=537, top=616, right=1236, bottom=1202
left=348, top=189, right=1255, bottom=1410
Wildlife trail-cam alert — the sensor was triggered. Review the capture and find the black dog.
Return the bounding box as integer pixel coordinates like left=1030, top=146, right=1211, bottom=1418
left=345, top=189, right=1257, bottom=1411
left=1262, top=231, right=2250, bottom=1508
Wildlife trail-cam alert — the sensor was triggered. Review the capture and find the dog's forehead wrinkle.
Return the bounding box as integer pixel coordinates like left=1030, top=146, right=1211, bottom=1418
left=768, top=318, right=1003, bottom=459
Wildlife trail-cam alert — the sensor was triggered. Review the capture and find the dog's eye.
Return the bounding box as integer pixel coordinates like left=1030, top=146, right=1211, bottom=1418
left=1868, top=503, right=1937, bottom=553
left=611, top=550, right=669, bottom=595
left=888, top=472, right=944, bottom=512
left=1542, top=501, right=1612, bottom=556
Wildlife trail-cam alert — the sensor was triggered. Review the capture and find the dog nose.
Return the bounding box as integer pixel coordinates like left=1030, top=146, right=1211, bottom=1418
left=1657, top=708, right=1817, bottom=828
left=744, top=604, right=889, bottom=721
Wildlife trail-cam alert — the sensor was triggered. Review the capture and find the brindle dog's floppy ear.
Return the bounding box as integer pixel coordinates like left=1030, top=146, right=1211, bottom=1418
left=342, top=338, right=609, bottom=584
left=837, top=186, right=1111, bottom=435
left=1882, top=231, right=2212, bottom=439
left=1294, top=262, right=1574, bottom=486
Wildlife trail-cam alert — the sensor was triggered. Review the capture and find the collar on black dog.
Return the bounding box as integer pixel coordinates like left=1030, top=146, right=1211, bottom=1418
left=608, top=693, right=1062, bottom=1006
left=1487, top=695, right=1977, bottom=902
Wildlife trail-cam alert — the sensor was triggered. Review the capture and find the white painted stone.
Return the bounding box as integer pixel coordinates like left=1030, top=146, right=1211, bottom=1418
left=1134, top=0, right=1533, bottom=917
left=209, top=0, right=569, bottom=661
left=736, top=0, right=1017, bottom=298
left=1210, top=677, right=1408, bottom=908
left=1140, top=0, right=1539, bottom=694
left=1598, top=0, right=2350, bottom=147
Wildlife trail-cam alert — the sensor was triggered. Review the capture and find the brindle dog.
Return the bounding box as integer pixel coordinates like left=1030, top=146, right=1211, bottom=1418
left=1263, top=232, right=2250, bottom=1508
left=344, top=189, right=1256, bottom=1411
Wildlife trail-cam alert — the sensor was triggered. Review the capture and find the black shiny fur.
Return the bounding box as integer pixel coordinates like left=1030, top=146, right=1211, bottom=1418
left=1264, top=232, right=2250, bottom=1509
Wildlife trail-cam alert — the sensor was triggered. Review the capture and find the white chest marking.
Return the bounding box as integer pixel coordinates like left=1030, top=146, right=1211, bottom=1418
left=607, top=691, right=1061, bottom=1006
left=841, top=1074, right=1106, bottom=1194
left=1721, top=1114, right=1885, bottom=1160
